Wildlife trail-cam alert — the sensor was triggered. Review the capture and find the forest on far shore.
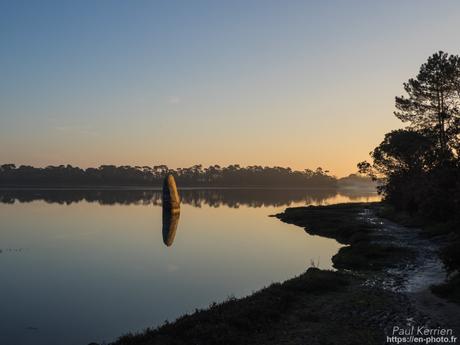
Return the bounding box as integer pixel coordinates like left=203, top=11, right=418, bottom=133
left=0, top=163, right=374, bottom=189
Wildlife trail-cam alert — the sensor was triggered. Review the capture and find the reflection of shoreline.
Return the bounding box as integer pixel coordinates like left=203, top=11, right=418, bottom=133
left=0, top=188, right=379, bottom=208
left=0, top=186, right=367, bottom=191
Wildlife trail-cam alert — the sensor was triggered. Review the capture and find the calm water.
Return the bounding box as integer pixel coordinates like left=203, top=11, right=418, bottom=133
left=0, top=188, right=379, bottom=345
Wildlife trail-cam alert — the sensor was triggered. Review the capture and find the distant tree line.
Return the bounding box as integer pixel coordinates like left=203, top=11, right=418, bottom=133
left=0, top=164, right=341, bottom=188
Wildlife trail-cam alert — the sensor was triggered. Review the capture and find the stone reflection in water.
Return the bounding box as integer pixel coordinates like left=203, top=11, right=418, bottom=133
left=161, top=174, right=181, bottom=247
left=162, top=209, right=180, bottom=247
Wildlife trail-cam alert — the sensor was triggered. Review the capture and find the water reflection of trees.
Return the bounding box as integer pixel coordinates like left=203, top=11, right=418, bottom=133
left=0, top=188, right=377, bottom=208
left=337, top=188, right=380, bottom=200
left=179, top=189, right=340, bottom=208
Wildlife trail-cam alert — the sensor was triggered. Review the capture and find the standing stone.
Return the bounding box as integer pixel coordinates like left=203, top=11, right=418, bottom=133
left=162, top=174, right=180, bottom=212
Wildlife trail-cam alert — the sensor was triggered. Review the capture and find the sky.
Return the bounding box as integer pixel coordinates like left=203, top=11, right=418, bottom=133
left=1, top=0, right=460, bottom=177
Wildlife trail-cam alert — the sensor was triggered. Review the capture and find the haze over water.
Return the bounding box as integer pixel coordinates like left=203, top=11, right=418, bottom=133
left=0, top=188, right=379, bottom=345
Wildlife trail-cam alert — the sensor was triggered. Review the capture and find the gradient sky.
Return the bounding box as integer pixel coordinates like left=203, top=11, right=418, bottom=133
left=1, top=0, right=460, bottom=177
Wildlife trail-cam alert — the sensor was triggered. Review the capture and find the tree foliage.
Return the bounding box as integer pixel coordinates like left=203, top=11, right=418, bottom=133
left=360, top=51, right=460, bottom=222
left=395, top=51, right=460, bottom=159
left=0, top=164, right=337, bottom=188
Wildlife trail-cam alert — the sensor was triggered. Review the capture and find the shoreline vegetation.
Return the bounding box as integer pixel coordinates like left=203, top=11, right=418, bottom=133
left=101, top=202, right=459, bottom=345
left=0, top=164, right=375, bottom=189
left=357, top=52, right=460, bottom=304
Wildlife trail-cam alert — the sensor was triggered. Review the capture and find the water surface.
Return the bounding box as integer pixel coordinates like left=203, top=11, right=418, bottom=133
left=0, top=188, right=379, bottom=345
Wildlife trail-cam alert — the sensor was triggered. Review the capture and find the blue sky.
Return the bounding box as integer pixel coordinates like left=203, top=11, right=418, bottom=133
left=1, top=0, right=460, bottom=176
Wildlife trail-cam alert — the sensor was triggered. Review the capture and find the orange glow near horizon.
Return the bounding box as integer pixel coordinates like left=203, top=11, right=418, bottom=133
left=1, top=2, right=457, bottom=177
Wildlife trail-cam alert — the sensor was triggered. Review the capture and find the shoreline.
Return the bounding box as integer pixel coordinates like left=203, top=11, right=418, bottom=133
left=105, top=202, right=458, bottom=345
left=0, top=185, right=362, bottom=191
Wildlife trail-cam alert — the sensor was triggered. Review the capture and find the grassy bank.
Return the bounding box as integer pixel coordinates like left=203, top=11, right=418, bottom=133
left=275, top=203, right=414, bottom=271
left=105, top=203, right=451, bottom=345
left=112, top=268, right=413, bottom=345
